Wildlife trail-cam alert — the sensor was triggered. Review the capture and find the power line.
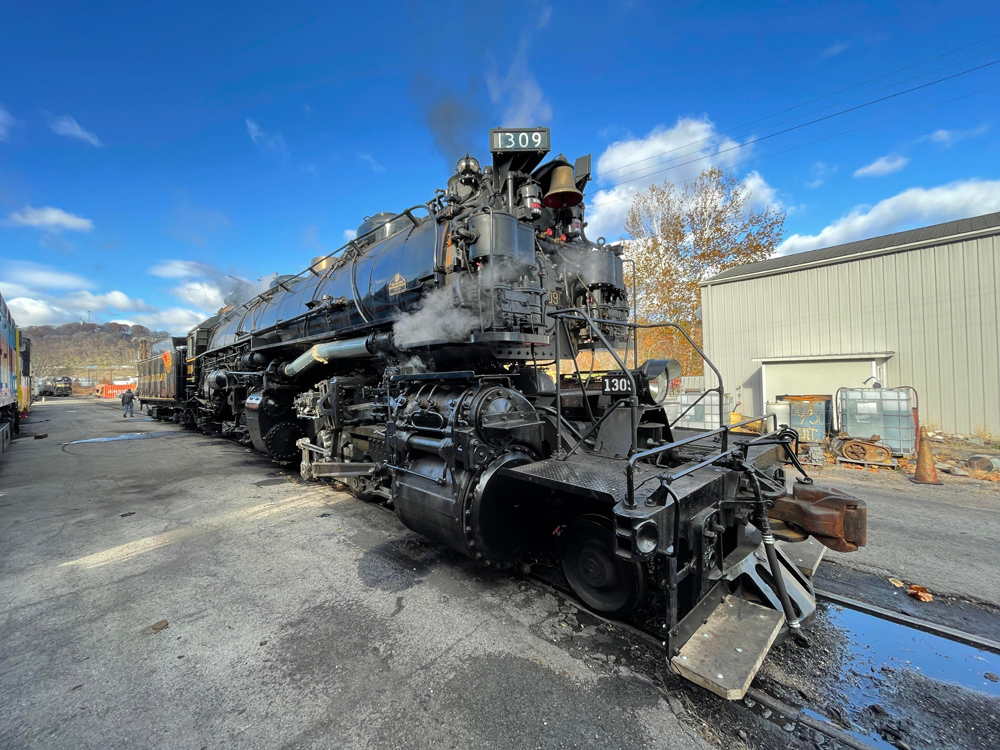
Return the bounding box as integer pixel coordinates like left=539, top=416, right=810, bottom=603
left=596, top=33, right=1000, bottom=181
left=595, top=45, right=1000, bottom=185
left=590, top=59, right=1000, bottom=196
left=588, top=81, right=1000, bottom=210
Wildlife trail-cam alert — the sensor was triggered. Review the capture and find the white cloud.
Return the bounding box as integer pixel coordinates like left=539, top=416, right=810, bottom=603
left=5, top=297, right=75, bottom=326
left=130, top=308, right=209, bottom=334
left=147, top=258, right=263, bottom=312
left=854, top=155, right=909, bottom=178
left=50, top=115, right=103, bottom=147
left=918, top=124, right=989, bottom=148
left=486, top=8, right=553, bottom=127
left=147, top=260, right=214, bottom=279
left=357, top=152, right=385, bottom=173
left=2, top=260, right=216, bottom=333
left=64, top=290, right=153, bottom=312
left=246, top=118, right=288, bottom=155
left=172, top=281, right=225, bottom=310
left=3, top=261, right=94, bottom=290
left=343, top=229, right=357, bottom=242
left=743, top=170, right=783, bottom=210
left=584, top=118, right=754, bottom=240
left=0, top=281, right=35, bottom=299
left=6, top=205, right=94, bottom=232
left=246, top=119, right=265, bottom=143
left=0, top=104, right=17, bottom=141
left=778, top=178, right=1000, bottom=255
left=821, top=41, right=852, bottom=58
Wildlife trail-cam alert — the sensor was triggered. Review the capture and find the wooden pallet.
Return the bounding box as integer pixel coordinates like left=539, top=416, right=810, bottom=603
left=836, top=456, right=898, bottom=469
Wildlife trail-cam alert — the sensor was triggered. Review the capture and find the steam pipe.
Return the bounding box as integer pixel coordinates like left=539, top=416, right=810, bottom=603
left=283, top=333, right=390, bottom=379
left=403, top=433, right=451, bottom=458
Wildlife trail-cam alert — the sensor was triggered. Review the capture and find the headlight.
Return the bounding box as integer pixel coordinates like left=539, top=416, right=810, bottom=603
left=638, top=359, right=682, bottom=406
left=647, top=370, right=667, bottom=404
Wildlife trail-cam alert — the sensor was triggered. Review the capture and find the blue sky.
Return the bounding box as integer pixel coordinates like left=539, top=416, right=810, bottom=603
left=1, top=1, right=999, bottom=333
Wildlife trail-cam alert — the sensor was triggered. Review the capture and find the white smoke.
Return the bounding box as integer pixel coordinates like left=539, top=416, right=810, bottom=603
left=393, top=284, right=482, bottom=347
left=398, top=355, right=429, bottom=374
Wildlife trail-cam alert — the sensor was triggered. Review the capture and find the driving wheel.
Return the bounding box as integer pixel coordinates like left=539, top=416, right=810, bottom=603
left=560, top=515, right=645, bottom=617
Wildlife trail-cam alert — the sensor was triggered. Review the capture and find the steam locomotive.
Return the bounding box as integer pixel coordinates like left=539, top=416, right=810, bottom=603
left=137, top=128, right=866, bottom=698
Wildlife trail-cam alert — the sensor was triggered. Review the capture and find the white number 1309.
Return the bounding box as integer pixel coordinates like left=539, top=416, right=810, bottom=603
left=500, top=131, right=543, bottom=149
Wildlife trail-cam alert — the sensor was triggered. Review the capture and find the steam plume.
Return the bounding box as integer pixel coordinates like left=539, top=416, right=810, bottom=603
left=393, top=283, right=482, bottom=347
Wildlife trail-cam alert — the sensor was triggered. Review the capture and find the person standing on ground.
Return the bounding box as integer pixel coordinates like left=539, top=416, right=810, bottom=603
left=121, top=388, right=135, bottom=418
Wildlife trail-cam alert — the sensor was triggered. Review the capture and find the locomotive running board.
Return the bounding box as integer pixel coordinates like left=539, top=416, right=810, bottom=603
left=670, top=595, right=784, bottom=700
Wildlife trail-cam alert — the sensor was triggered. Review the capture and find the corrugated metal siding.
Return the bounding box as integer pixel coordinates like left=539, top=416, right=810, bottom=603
left=702, top=232, right=1000, bottom=435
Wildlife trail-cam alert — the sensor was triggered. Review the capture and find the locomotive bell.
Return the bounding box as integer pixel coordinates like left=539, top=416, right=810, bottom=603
left=543, top=164, right=583, bottom=209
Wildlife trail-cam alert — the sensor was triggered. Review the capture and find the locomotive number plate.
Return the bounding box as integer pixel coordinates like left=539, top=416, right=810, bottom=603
left=490, top=128, right=550, bottom=153
left=601, top=374, right=632, bottom=395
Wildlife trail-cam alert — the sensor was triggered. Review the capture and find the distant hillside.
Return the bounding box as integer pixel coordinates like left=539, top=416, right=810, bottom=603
left=24, top=322, right=171, bottom=381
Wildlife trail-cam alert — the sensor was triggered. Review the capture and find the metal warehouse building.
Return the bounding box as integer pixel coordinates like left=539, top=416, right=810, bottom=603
left=701, top=211, right=1000, bottom=436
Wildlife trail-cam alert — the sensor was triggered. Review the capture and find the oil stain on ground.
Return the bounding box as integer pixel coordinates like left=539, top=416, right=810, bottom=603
left=356, top=537, right=457, bottom=593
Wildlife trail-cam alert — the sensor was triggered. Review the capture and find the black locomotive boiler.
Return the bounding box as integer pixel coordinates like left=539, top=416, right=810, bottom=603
left=137, top=128, right=866, bottom=698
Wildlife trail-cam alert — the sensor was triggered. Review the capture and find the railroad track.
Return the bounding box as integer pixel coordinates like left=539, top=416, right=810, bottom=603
left=813, top=588, right=1000, bottom=655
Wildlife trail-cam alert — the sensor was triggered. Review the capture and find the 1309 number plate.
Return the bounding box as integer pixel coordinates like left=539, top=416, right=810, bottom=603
left=601, top=374, right=632, bottom=395
left=490, top=128, right=550, bottom=153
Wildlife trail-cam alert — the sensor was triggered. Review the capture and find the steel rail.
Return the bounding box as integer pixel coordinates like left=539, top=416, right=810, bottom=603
left=743, top=688, right=879, bottom=750
left=814, top=589, right=1000, bottom=655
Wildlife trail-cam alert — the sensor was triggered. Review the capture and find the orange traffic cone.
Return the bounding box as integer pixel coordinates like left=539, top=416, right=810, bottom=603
left=910, top=427, right=943, bottom=485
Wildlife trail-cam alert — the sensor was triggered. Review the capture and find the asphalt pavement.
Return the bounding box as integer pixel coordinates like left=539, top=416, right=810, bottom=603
left=3, top=397, right=998, bottom=750
left=0, top=397, right=714, bottom=750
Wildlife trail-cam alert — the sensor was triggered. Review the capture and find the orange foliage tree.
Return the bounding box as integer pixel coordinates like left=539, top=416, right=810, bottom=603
left=620, top=167, right=785, bottom=378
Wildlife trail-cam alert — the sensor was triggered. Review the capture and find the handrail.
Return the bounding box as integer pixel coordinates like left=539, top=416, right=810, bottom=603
left=228, top=202, right=437, bottom=327
left=551, top=308, right=639, bottom=459
left=632, top=320, right=726, bottom=438
left=545, top=308, right=742, bottom=509
left=730, top=414, right=778, bottom=434
left=624, top=428, right=727, bottom=508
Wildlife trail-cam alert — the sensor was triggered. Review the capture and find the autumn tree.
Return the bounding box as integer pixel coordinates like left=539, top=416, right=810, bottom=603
left=621, top=167, right=785, bottom=377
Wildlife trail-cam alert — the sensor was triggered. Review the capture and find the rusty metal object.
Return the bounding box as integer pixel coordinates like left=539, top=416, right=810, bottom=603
left=969, top=455, right=1000, bottom=472
left=768, top=484, right=867, bottom=553
left=842, top=439, right=891, bottom=464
